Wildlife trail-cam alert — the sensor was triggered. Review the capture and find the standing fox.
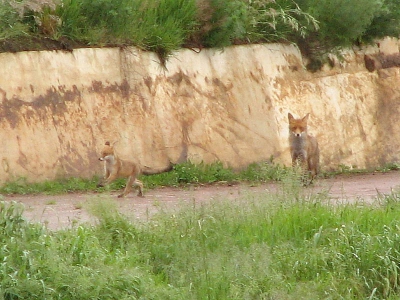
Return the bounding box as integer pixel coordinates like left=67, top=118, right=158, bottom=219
left=288, top=113, right=320, bottom=183
left=97, top=141, right=173, bottom=198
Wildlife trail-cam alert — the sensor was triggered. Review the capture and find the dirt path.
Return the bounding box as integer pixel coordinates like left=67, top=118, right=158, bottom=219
left=3, top=171, right=400, bottom=230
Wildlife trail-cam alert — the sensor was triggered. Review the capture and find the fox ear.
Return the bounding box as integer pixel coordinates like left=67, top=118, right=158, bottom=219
left=302, top=113, right=310, bottom=122
left=288, top=113, right=294, bottom=121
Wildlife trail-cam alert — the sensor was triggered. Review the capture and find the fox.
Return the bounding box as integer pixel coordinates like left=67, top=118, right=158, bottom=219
left=97, top=141, right=173, bottom=198
left=288, top=112, right=320, bottom=183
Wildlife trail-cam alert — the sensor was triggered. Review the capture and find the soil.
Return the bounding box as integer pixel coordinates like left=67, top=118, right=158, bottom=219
left=3, top=171, right=400, bottom=230
left=0, top=36, right=91, bottom=53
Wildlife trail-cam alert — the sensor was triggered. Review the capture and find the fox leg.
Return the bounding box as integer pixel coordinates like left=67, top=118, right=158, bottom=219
left=308, top=169, right=316, bottom=185
left=134, top=179, right=144, bottom=197
left=97, top=171, right=117, bottom=187
left=118, top=177, right=144, bottom=198
left=104, top=165, right=110, bottom=181
left=116, top=175, right=134, bottom=198
left=307, top=160, right=319, bottom=184
left=97, top=162, right=112, bottom=187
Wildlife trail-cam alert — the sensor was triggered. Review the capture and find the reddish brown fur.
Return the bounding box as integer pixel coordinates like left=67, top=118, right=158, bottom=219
left=288, top=113, right=320, bottom=183
left=98, top=141, right=172, bottom=198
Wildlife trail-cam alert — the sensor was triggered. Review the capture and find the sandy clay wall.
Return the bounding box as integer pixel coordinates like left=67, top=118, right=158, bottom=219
left=0, top=38, right=399, bottom=182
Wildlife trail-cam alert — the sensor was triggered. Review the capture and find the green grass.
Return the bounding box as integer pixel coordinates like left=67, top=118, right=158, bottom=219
left=321, top=162, right=400, bottom=179
left=0, top=160, right=397, bottom=196
left=1, top=0, right=399, bottom=66
left=1, top=159, right=397, bottom=196
left=0, top=176, right=101, bottom=195
left=0, top=161, right=289, bottom=195
left=2, top=181, right=400, bottom=299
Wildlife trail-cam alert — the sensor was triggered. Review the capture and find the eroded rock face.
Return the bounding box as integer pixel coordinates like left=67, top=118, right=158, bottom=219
left=0, top=40, right=399, bottom=182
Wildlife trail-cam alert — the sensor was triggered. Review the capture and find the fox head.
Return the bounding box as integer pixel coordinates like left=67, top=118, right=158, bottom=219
left=288, top=113, right=309, bottom=137
left=99, top=141, right=115, bottom=161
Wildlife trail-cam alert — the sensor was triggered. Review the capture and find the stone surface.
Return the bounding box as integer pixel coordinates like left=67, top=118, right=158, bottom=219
left=0, top=41, right=399, bottom=182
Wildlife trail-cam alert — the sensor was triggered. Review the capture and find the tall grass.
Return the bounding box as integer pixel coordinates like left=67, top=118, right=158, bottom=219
left=1, top=0, right=399, bottom=65
left=0, top=1, right=29, bottom=40
left=2, top=181, right=400, bottom=298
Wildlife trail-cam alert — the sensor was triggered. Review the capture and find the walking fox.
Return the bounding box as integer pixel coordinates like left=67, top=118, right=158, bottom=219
left=288, top=113, right=320, bottom=182
left=97, top=141, right=173, bottom=198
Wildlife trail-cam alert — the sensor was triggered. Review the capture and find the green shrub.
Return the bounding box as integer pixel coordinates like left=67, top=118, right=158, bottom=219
left=0, top=0, right=400, bottom=66
left=295, top=0, right=382, bottom=45
left=57, top=0, right=198, bottom=58
left=135, top=0, right=198, bottom=58
left=294, top=0, right=384, bottom=70
left=57, top=0, right=134, bottom=43
left=245, top=0, right=319, bottom=43
left=198, top=0, right=249, bottom=48
left=195, top=0, right=318, bottom=47
left=1, top=0, right=400, bottom=67
left=362, top=0, right=400, bottom=42
left=56, top=0, right=86, bottom=40
left=0, top=1, right=28, bottom=40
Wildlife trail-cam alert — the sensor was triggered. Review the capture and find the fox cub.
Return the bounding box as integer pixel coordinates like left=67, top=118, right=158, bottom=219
left=97, top=141, right=172, bottom=198
left=288, top=113, right=320, bottom=182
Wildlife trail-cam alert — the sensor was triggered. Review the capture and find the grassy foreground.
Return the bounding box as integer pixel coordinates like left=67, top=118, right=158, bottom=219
left=1, top=173, right=400, bottom=299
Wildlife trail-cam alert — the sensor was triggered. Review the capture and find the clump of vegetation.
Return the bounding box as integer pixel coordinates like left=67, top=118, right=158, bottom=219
left=0, top=160, right=397, bottom=196
left=0, top=1, right=29, bottom=40
left=0, top=200, right=143, bottom=299
left=362, top=0, right=400, bottom=42
left=280, top=0, right=400, bottom=70
left=0, top=175, right=100, bottom=195
left=1, top=0, right=398, bottom=68
left=2, top=180, right=400, bottom=299
left=0, top=160, right=289, bottom=195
